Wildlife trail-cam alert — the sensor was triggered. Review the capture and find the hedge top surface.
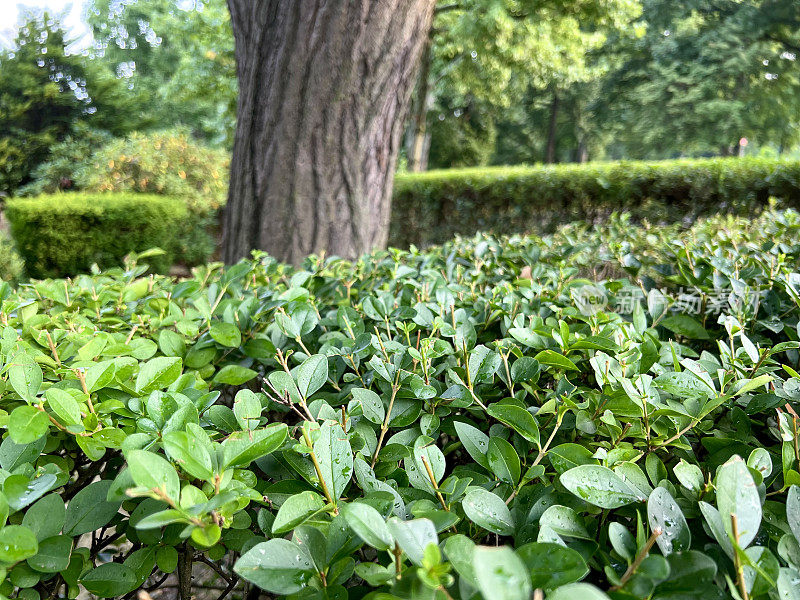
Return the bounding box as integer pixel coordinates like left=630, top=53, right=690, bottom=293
left=394, top=156, right=800, bottom=185
left=1, top=209, right=800, bottom=599
left=5, top=192, right=189, bottom=215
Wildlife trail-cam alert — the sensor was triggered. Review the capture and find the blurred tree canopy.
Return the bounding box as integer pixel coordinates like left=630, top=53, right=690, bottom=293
left=1, top=0, right=799, bottom=196
left=86, top=0, right=236, bottom=146
left=0, top=11, right=141, bottom=194
left=422, top=0, right=800, bottom=166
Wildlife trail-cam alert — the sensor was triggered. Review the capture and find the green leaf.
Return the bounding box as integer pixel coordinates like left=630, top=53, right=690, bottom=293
left=517, top=542, right=588, bottom=590
left=698, top=501, right=734, bottom=558
left=487, top=437, right=521, bottom=485
left=462, top=488, right=515, bottom=536
left=234, top=539, right=315, bottom=595
left=80, top=563, right=138, bottom=598
left=647, top=486, right=691, bottom=555
left=548, top=583, right=611, bottom=600
left=64, top=481, right=121, bottom=537
left=313, top=421, right=352, bottom=502
left=350, top=388, right=384, bottom=425
left=386, top=517, right=437, bottom=567
left=191, top=523, right=221, bottom=547
left=162, top=431, right=214, bottom=481
left=732, top=374, right=773, bottom=397
left=222, top=424, right=287, bottom=469
left=272, top=491, right=326, bottom=535
left=0, top=437, right=46, bottom=472
left=716, top=455, right=761, bottom=549
left=744, top=546, right=780, bottom=597
left=8, top=406, right=49, bottom=444
left=134, top=509, right=187, bottom=529
left=443, top=534, right=477, bottom=587
left=560, top=465, right=640, bottom=509
left=294, top=354, right=328, bottom=398
left=656, top=371, right=715, bottom=399
left=407, top=438, right=445, bottom=496
left=210, top=322, right=241, bottom=347
left=788, top=486, right=800, bottom=544
left=156, top=546, right=178, bottom=574
left=22, top=493, right=65, bottom=541
left=233, top=389, right=262, bottom=431
left=0, top=526, right=38, bottom=563
left=661, top=314, right=709, bottom=339
left=27, top=535, right=72, bottom=573
left=539, top=505, right=590, bottom=540
left=4, top=474, right=57, bottom=512
left=213, top=364, right=257, bottom=385
left=342, top=502, right=393, bottom=551
left=84, top=361, right=115, bottom=393
left=778, top=568, right=800, bottom=600
left=158, top=330, right=186, bottom=357
left=126, top=449, right=180, bottom=502
left=486, top=404, right=540, bottom=446
left=548, top=443, right=596, bottom=474
left=8, top=352, right=42, bottom=402
left=534, top=349, right=579, bottom=371
left=473, top=546, right=531, bottom=600
left=659, top=550, right=717, bottom=593
left=673, top=459, right=704, bottom=494
left=135, top=357, right=182, bottom=395
left=453, top=421, right=490, bottom=470
left=45, top=388, right=82, bottom=426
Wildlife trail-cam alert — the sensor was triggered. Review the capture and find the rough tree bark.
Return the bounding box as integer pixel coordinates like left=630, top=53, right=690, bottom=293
left=223, top=1, right=436, bottom=264
left=408, top=33, right=433, bottom=172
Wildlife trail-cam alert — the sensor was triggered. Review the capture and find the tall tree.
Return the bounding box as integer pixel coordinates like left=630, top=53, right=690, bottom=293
left=222, top=1, right=435, bottom=264
left=596, top=0, right=800, bottom=159
left=0, top=10, right=140, bottom=195
left=87, top=0, right=236, bottom=146
left=408, top=0, right=641, bottom=170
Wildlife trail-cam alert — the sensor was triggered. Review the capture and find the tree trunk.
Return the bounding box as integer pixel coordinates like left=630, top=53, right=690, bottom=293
left=545, top=89, right=559, bottom=164
left=577, top=139, right=588, bottom=163
left=223, top=1, right=436, bottom=264
left=408, top=33, right=433, bottom=172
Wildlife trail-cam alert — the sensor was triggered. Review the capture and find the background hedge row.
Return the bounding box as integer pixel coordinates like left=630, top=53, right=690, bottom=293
left=389, top=157, right=800, bottom=248
left=4, top=158, right=800, bottom=280
left=4, top=194, right=205, bottom=278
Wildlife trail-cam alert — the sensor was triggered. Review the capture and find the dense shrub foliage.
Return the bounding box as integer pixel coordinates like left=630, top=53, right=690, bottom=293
left=3, top=209, right=800, bottom=599
left=390, top=158, right=800, bottom=247
left=4, top=194, right=202, bottom=278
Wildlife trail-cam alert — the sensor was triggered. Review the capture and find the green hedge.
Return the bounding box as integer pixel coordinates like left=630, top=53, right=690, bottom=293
left=390, top=157, right=800, bottom=247
left=5, top=193, right=195, bottom=278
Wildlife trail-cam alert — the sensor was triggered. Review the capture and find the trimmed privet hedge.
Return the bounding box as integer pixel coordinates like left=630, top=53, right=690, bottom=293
left=5, top=193, right=212, bottom=278
left=2, top=209, right=800, bottom=599
left=389, top=157, right=800, bottom=247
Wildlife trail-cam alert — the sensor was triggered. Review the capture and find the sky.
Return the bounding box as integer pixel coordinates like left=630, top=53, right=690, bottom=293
left=0, top=0, right=90, bottom=49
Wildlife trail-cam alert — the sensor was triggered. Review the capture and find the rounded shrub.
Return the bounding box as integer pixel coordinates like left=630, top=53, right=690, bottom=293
left=5, top=193, right=190, bottom=278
